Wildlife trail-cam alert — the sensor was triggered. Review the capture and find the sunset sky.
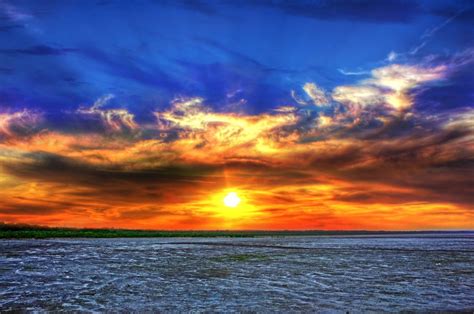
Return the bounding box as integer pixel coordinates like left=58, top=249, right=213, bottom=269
left=0, top=0, right=473, bottom=230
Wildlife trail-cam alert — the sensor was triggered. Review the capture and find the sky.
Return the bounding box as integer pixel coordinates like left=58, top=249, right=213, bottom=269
left=0, top=0, right=473, bottom=230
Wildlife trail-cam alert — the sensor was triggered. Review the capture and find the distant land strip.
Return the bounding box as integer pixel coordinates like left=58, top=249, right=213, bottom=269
left=1, top=223, right=473, bottom=239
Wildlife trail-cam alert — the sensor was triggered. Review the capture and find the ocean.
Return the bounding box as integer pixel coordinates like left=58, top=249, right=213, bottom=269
left=1, top=234, right=473, bottom=312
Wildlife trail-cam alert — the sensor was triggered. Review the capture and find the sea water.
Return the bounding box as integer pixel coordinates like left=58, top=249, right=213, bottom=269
left=1, top=234, right=473, bottom=311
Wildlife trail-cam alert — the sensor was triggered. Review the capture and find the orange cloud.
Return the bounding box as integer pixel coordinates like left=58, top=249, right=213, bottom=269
left=0, top=62, right=472, bottom=230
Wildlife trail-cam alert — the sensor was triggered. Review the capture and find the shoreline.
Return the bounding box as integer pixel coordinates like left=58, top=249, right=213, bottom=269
left=1, top=227, right=473, bottom=239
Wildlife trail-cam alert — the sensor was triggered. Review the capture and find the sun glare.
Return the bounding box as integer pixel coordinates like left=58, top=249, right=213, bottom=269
left=223, top=192, right=241, bottom=208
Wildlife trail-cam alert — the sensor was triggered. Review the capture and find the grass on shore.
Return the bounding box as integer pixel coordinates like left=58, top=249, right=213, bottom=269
left=1, top=222, right=467, bottom=239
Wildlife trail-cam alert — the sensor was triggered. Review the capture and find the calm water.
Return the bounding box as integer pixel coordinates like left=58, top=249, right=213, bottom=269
left=1, top=234, right=473, bottom=312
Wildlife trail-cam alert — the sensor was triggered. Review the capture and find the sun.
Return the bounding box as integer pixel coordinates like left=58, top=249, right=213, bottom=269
left=223, top=192, right=241, bottom=208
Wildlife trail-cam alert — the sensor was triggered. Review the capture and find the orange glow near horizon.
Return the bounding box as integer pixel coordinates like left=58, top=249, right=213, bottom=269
left=1, top=166, right=473, bottom=230
left=1, top=76, right=473, bottom=230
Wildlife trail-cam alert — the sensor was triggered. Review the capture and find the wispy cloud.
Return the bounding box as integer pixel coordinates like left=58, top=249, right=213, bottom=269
left=76, top=94, right=138, bottom=133
left=411, top=6, right=470, bottom=55
left=333, top=63, right=446, bottom=110
left=0, top=110, right=41, bottom=139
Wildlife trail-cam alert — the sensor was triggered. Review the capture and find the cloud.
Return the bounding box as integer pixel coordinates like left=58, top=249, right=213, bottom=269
left=3, top=151, right=221, bottom=189
left=443, top=108, right=474, bottom=131
left=0, top=110, right=42, bottom=139
left=3, top=99, right=472, bottom=209
left=302, top=83, right=329, bottom=106
left=76, top=94, right=138, bottom=132
left=0, top=58, right=472, bottom=229
left=332, top=63, right=446, bottom=111
left=154, top=97, right=299, bottom=161
left=338, top=68, right=370, bottom=76
left=387, top=51, right=398, bottom=62
left=332, top=85, right=383, bottom=108
left=368, top=64, right=446, bottom=91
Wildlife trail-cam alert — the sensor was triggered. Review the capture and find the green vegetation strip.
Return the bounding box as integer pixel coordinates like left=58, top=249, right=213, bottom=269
left=0, top=223, right=468, bottom=239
